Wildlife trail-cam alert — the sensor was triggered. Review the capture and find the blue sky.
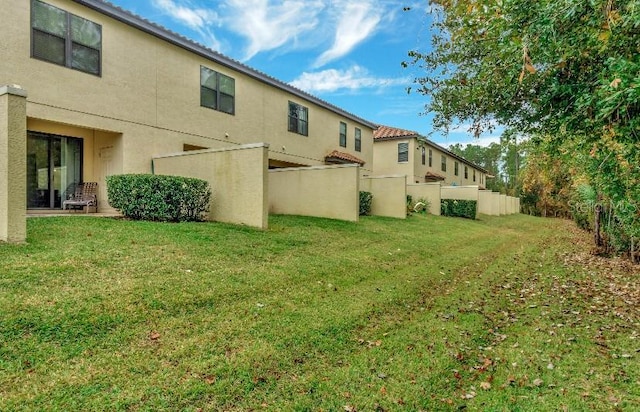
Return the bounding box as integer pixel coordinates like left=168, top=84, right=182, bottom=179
left=106, top=0, right=500, bottom=147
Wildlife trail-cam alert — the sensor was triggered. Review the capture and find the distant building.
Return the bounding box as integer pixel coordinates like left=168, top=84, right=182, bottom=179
left=373, top=125, right=489, bottom=188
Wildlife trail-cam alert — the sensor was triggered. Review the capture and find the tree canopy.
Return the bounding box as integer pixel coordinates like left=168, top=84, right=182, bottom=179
left=406, top=0, right=639, bottom=255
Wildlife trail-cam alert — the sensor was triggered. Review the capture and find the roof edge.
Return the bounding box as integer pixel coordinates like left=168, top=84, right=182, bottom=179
left=73, top=0, right=377, bottom=129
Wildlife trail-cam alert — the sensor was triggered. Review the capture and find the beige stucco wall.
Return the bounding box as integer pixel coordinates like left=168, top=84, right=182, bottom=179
left=499, top=194, right=507, bottom=215
left=269, top=164, right=359, bottom=222
left=373, top=137, right=487, bottom=187
left=0, top=85, right=27, bottom=242
left=441, top=185, right=480, bottom=202
left=406, top=183, right=441, bottom=215
left=478, top=190, right=496, bottom=216
left=372, top=138, right=414, bottom=178
left=490, top=192, right=501, bottom=216
left=360, top=175, right=407, bottom=219
left=153, top=144, right=269, bottom=229
left=1, top=0, right=375, bottom=199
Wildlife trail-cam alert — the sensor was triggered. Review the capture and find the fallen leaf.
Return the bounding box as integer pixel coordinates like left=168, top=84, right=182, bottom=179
left=149, top=331, right=161, bottom=340
left=610, top=78, right=621, bottom=88
left=533, top=378, right=544, bottom=387
left=525, top=63, right=536, bottom=74
left=480, top=381, right=491, bottom=390
left=344, top=405, right=356, bottom=412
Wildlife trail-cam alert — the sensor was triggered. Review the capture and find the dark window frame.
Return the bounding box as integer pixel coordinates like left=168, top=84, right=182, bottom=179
left=398, top=142, right=409, bottom=163
left=441, top=155, right=447, bottom=172
left=288, top=101, right=309, bottom=136
left=473, top=169, right=476, bottom=182
left=31, top=0, right=102, bottom=76
left=465, top=166, right=469, bottom=179
left=339, top=122, right=347, bottom=147
left=454, top=161, right=459, bottom=176
left=428, top=149, right=433, bottom=167
left=200, top=66, right=235, bottom=115
left=421, top=147, right=426, bottom=165
left=355, top=127, right=361, bottom=152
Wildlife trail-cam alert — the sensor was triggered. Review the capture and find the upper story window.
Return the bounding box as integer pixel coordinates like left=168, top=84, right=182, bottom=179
left=473, top=169, right=476, bottom=182
left=201, top=66, right=235, bottom=115
left=288, top=101, right=308, bottom=136
left=31, top=0, right=102, bottom=76
left=421, top=147, right=426, bottom=165
left=441, top=155, right=447, bottom=172
left=355, top=127, right=361, bottom=152
left=398, top=142, right=409, bottom=162
left=428, top=149, right=433, bottom=167
left=465, top=166, right=469, bottom=179
left=339, top=122, right=347, bottom=147
left=454, top=161, right=459, bottom=176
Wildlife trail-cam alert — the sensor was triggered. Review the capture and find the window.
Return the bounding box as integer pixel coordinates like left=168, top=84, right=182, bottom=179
left=473, top=170, right=476, bottom=182
left=428, top=149, right=433, bottom=167
left=288, top=101, right=308, bottom=136
left=31, top=0, right=102, bottom=76
left=398, top=142, right=409, bottom=162
left=465, top=166, right=469, bottom=179
left=421, top=147, right=426, bottom=165
left=441, top=155, right=447, bottom=172
left=355, top=127, right=362, bottom=152
left=339, top=122, right=347, bottom=147
left=454, top=161, right=459, bottom=176
left=200, top=66, right=235, bottom=114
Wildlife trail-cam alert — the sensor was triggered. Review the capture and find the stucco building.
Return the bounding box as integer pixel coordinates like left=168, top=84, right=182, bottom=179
left=1, top=0, right=375, bottom=217
left=373, top=125, right=490, bottom=188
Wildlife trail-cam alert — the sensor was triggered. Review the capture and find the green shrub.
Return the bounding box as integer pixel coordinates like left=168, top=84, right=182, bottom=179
left=441, top=199, right=477, bottom=219
left=107, top=174, right=211, bottom=222
left=359, top=191, right=373, bottom=216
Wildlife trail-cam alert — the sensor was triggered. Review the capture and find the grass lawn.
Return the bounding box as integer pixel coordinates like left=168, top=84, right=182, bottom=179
left=1, top=214, right=638, bottom=411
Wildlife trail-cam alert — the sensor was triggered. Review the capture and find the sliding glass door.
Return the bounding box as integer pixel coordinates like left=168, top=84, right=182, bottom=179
left=27, top=132, right=82, bottom=209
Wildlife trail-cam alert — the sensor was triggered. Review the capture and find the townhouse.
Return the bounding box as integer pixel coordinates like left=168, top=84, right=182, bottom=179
left=373, top=125, right=490, bottom=188
left=1, top=0, right=374, bottom=217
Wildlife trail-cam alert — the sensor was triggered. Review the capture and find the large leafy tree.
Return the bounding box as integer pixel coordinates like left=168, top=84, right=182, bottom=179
left=406, top=0, right=639, bottom=252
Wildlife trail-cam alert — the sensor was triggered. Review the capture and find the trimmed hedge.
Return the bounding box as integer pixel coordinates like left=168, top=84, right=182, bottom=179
left=107, top=174, right=211, bottom=222
left=359, top=191, right=373, bottom=216
left=441, top=199, right=477, bottom=219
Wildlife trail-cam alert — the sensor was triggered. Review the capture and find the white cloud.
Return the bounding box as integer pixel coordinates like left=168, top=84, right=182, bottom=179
left=152, top=0, right=222, bottom=50
left=289, top=66, right=409, bottom=93
left=313, top=1, right=382, bottom=67
left=152, top=0, right=218, bottom=30
left=150, top=0, right=400, bottom=63
left=223, top=0, right=325, bottom=60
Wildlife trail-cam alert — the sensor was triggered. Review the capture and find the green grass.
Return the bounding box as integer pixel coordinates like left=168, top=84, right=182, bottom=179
left=0, top=214, right=637, bottom=411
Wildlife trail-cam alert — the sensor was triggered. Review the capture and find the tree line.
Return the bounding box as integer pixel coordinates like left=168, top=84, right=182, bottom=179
left=405, top=0, right=639, bottom=260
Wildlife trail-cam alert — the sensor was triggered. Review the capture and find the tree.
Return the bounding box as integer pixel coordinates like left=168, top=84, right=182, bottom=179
left=406, top=0, right=640, bottom=255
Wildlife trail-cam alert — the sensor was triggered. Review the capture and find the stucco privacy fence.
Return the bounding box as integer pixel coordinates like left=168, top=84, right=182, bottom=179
left=152, top=144, right=270, bottom=229
left=0, top=85, right=27, bottom=243
left=360, top=175, right=407, bottom=219
left=407, top=182, right=442, bottom=216
left=269, top=164, right=360, bottom=222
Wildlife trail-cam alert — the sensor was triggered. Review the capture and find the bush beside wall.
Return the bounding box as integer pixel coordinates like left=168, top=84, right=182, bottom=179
left=107, top=174, right=211, bottom=222
left=359, top=191, right=373, bottom=216
left=441, top=199, right=477, bottom=219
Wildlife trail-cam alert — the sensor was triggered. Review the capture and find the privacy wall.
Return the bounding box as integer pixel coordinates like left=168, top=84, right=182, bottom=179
left=269, top=164, right=360, bottom=222
left=360, top=175, right=407, bottom=219
left=407, top=183, right=441, bottom=215
left=153, top=143, right=269, bottom=229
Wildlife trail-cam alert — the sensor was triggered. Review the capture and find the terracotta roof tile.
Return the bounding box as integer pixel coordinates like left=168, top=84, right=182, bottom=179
left=325, top=150, right=366, bottom=165
left=425, top=171, right=446, bottom=181
left=373, top=125, right=419, bottom=140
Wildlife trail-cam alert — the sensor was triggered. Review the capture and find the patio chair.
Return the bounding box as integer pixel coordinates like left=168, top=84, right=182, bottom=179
left=62, top=182, right=98, bottom=213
